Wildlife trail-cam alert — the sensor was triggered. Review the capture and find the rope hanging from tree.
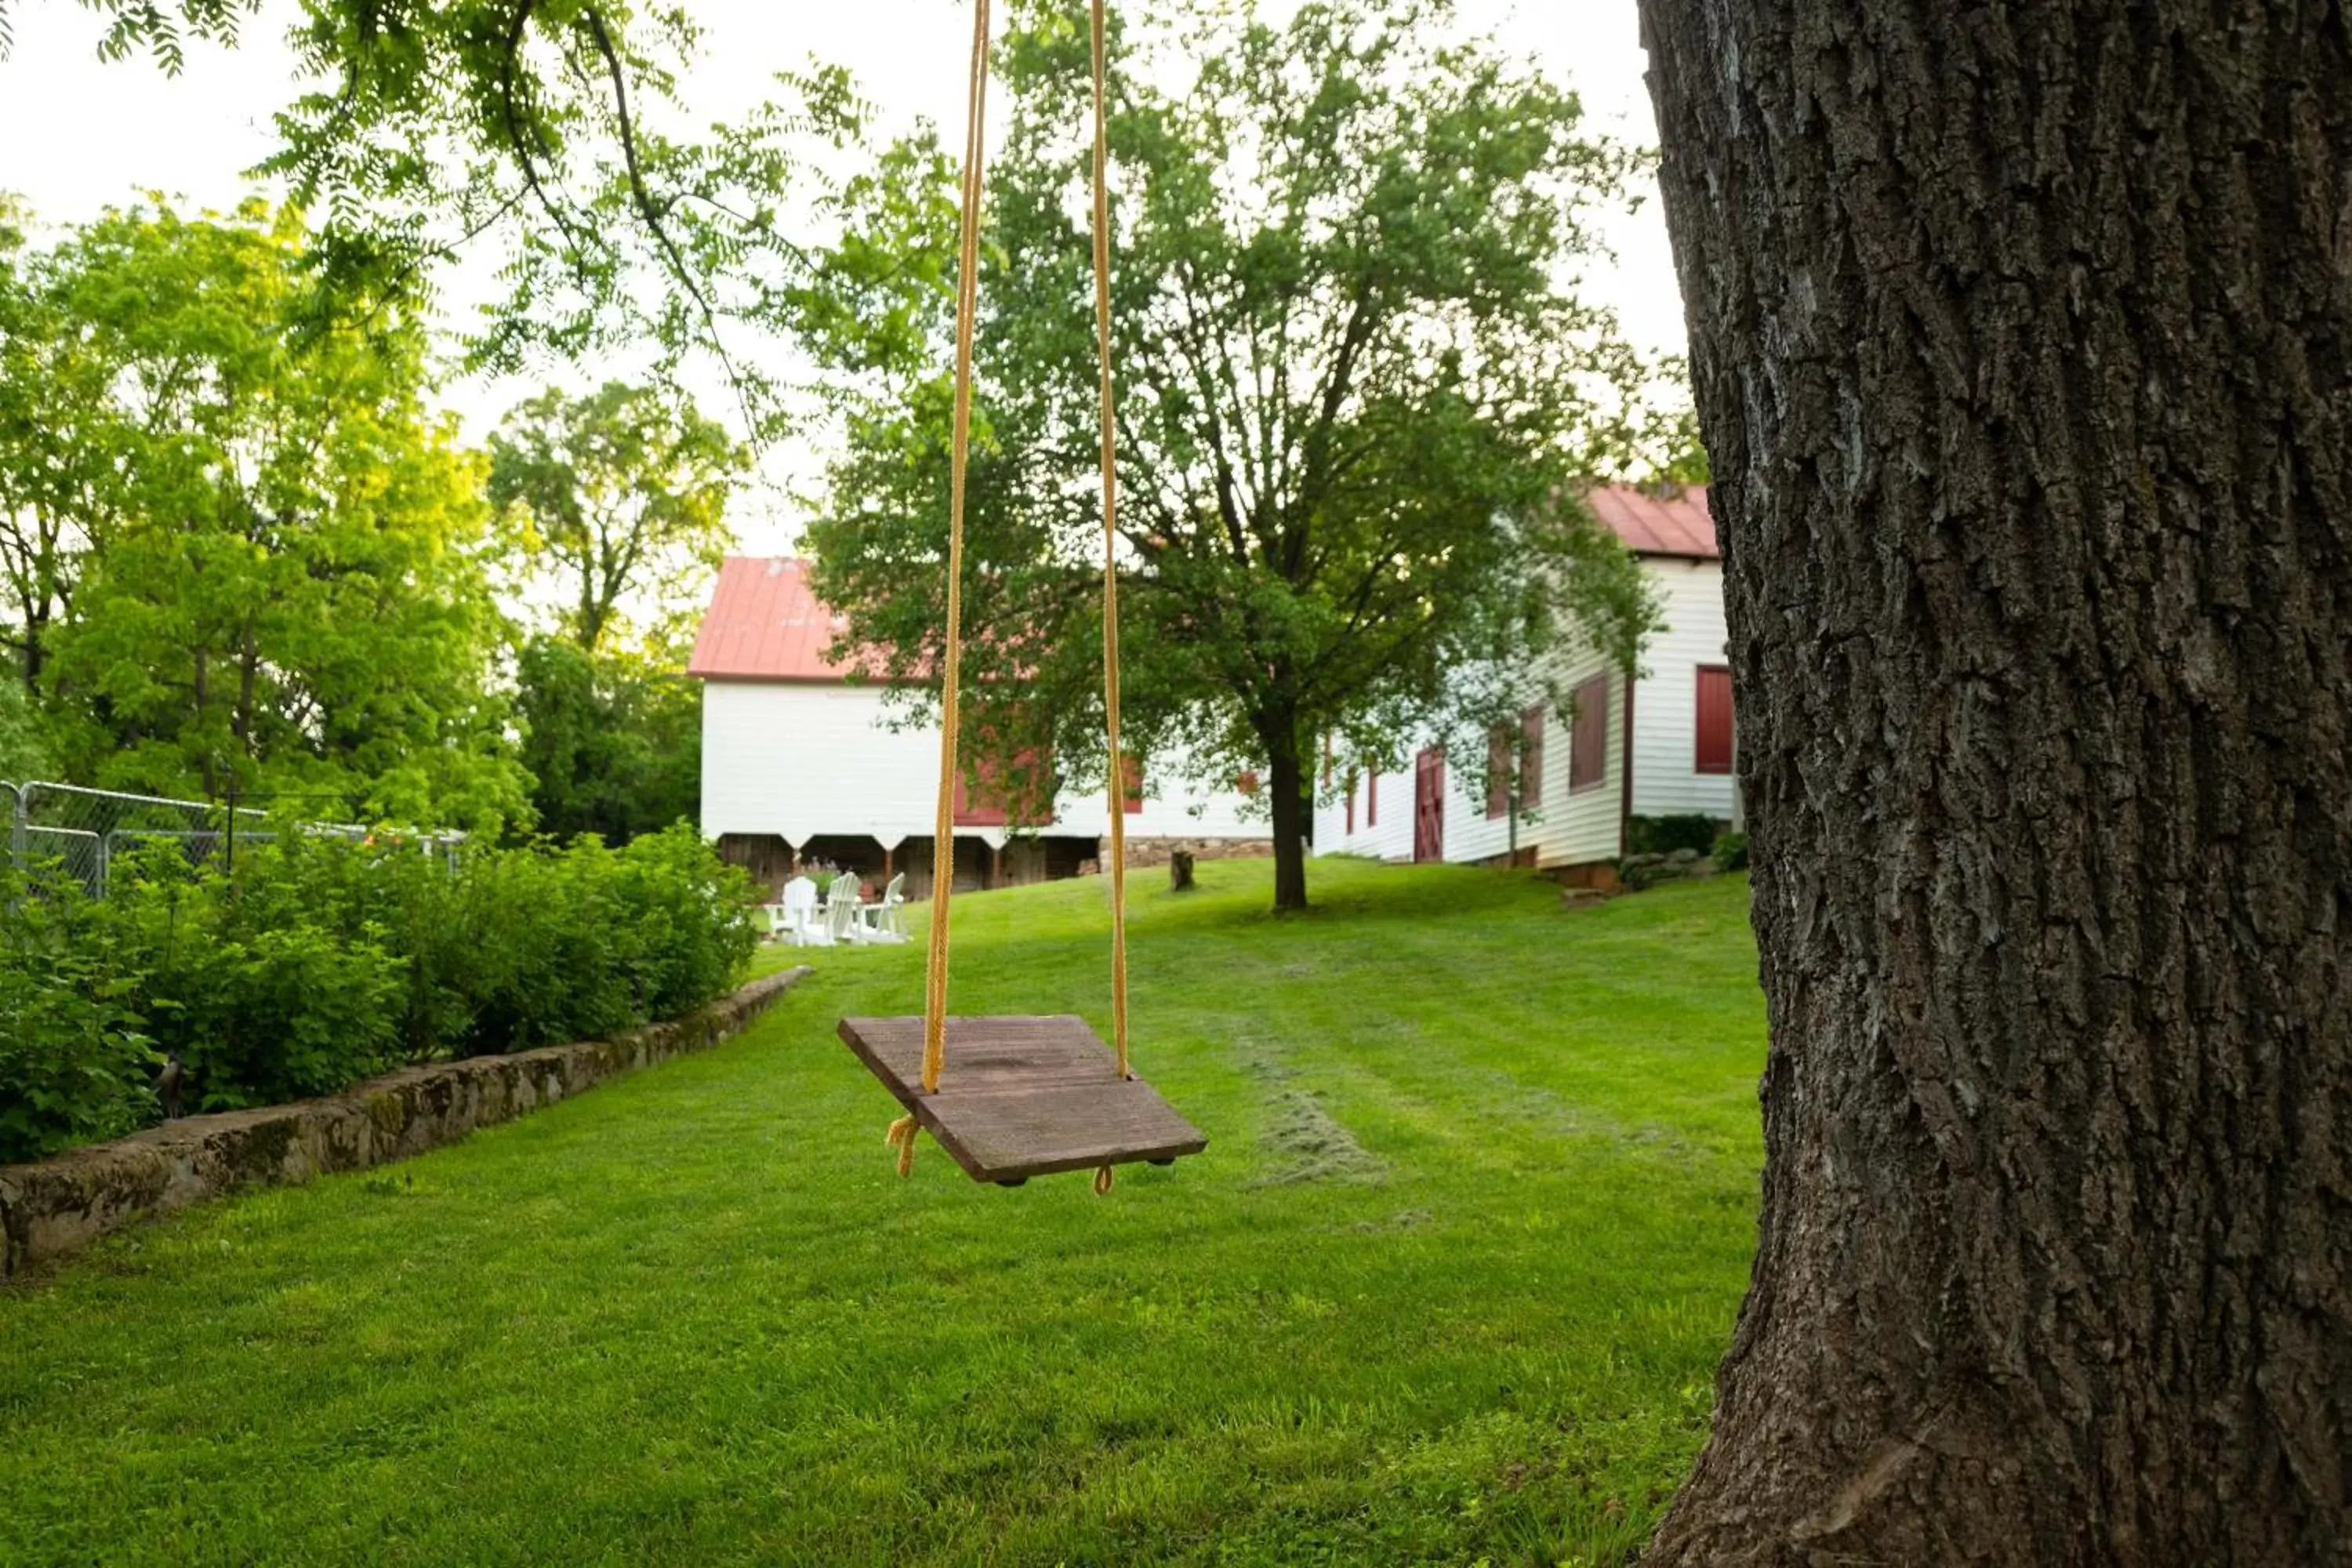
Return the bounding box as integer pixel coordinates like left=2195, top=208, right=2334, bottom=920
left=891, top=0, right=1131, bottom=1190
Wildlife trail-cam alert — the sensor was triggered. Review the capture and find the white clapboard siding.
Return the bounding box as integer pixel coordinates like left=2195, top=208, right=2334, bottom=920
left=1529, top=659, right=1628, bottom=868
left=1432, top=738, right=1523, bottom=866
left=1311, top=575, right=1708, bottom=869
left=702, top=681, right=938, bottom=847
left=1626, top=560, right=1737, bottom=821
left=1312, top=660, right=1626, bottom=868
left=701, top=679, right=1268, bottom=848
left=1309, top=489, right=1726, bottom=873
left=1312, top=761, right=1400, bottom=862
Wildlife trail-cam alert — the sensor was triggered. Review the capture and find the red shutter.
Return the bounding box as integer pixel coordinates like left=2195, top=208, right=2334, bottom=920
left=1569, top=675, right=1610, bottom=792
left=1695, top=665, right=1734, bottom=774
left=1520, top=706, right=1545, bottom=800
left=1413, top=747, right=1446, bottom=862
left=1345, top=781, right=1356, bottom=834
left=1367, top=768, right=1377, bottom=826
left=1120, top=753, right=1143, bottom=814
left=957, top=747, right=1056, bottom=826
left=1486, top=727, right=1511, bottom=818
left=953, top=770, right=1007, bottom=826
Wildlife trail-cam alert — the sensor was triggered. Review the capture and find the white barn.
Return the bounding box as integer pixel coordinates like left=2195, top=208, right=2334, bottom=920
left=1313, top=485, right=1734, bottom=882
left=688, top=557, right=1271, bottom=896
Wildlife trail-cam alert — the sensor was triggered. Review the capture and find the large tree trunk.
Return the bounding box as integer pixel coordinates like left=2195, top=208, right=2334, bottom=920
left=1639, top=3, right=2352, bottom=1563
left=1261, top=715, right=1311, bottom=912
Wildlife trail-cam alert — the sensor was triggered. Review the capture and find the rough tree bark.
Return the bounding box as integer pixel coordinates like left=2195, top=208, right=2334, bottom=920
left=1639, top=3, right=2352, bottom=1563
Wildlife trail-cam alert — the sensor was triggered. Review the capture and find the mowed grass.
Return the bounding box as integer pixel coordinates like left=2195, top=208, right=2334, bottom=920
left=0, top=858, right=1764, bottom=1567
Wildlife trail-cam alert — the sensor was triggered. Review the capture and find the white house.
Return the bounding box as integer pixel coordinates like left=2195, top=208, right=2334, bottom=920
left=1312, top=485, right=1734, bottom=882
left=688, top=557, right=1271, bottom=896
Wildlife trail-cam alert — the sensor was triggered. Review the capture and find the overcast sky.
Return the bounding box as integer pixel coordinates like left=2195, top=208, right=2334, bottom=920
left=0, top=0, right=1687, bottom=553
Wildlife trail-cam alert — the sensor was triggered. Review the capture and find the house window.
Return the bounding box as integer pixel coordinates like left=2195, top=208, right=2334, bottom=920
left=1486, top=727, right=1512, bottom=819
left=958, top=747, right=1054, bottom=827
left=1569, top=674, right=1610, bottom=793
left=1120, top=753, right=1143, bottom=814
left=1696, top=665, right=1734, bottom=774
left=1520, top=705, right=1545, bottom=801
left=953, top=771, right=1007, bottom=827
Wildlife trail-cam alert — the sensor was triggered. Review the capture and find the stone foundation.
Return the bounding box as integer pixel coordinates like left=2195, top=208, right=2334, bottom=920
left=1109, top=836, right=1276, bottom=869
left=0, top=966, right=811, bottom=1279
left=1544, top=860, right=1624, bottom=894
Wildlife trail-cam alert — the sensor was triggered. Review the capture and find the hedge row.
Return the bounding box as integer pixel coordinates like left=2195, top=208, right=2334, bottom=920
left=0, top=824, right=761, bottom=1163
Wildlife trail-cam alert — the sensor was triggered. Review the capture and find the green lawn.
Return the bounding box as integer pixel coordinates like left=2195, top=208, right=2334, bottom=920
left=0, top=858, right=1764, bottom=1567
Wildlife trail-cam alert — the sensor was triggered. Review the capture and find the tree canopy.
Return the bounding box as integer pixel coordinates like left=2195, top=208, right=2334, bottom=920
left=510, top=630, right=699, bottom=844
left=488, top=380, right=745, bottom=655
left=1, top=0, right=857, bottom=426
left=792, top=0, right=1669, bottom=908
left=0, top=200, right=527, bottom=829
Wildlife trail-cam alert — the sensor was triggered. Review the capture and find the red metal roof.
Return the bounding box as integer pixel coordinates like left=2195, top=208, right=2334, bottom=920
left=693, top=488, right=1712, bottom=681
left=687, top=557, right=862, bottom=682
left=1586, top=483, right=1718, bottom=559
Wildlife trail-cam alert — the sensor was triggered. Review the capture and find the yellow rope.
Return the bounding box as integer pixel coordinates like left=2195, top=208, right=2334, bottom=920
left=902, top=0, right=1132, bottom=1192
left=885, top=1114, right=920, bottom=1178
left=1089, top=0, right=1130, bottom=1087
left=919, top=0, right=994, bottom=1110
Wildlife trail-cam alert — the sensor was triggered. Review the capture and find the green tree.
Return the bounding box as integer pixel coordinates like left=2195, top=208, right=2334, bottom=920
left=792, top=0, right=1661, bottom=910
left=512, top=631, right=700, bottom=844
left=488, top=381, right=745, bottom=655
left=0, top=195, right=139, bottom=696
left=0, top=0, right=857, bottom=421
left=0, top=676, right=52, bottom=780
left=20, top=201, right=528, bottom=830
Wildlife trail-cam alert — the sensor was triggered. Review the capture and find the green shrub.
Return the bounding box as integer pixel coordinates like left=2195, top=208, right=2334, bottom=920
left=430, top=837, right=643, bottom=1055
left=1626, top=813, right=1722, bottom=857
left=0, top=863, right=155, bottom=1162
left=348, top=836, right=475, bottom=1061
left=419, top=828, right=757, bottom=1054
left=4, top=824, right=759, bottom=1152
left=1711, top=830, right=1750, bottom=872
left=616, top=823, right=760, bottom=1022
left=110, top=833, right=408, bottom=1109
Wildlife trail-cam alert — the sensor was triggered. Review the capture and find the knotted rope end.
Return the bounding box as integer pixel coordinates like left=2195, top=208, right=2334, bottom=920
left=885, top=1114, right=921, bottom=1178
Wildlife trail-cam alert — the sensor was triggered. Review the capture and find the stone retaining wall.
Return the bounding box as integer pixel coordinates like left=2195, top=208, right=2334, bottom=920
left=0, top=966, right=811, bottom=1279
left=1110, top=836, right=1276, bottom=869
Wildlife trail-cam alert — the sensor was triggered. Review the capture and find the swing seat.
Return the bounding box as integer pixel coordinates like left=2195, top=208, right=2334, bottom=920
left=840, top=1014, right=1207, bottom=1184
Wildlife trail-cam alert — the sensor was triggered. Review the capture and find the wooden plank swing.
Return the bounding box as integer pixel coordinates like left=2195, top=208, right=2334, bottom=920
left=840, top=1016, right=1206, bottom=1185
left=840, top=0, right=1204, bottom=1192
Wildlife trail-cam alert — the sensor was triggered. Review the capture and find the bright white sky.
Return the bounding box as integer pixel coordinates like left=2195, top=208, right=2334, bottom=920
left=0, top=0, right=1686, bottom=554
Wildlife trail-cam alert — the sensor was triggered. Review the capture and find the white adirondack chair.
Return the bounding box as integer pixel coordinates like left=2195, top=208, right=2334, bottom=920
left=823, top=872, right=864, bottom=946
left=860, top=872, right=909, bottom=943
left=779, top=875, right=824, bottom=946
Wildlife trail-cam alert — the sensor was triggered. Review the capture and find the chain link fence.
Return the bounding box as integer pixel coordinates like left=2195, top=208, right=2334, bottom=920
left=2, top=781, right=462, bottom=897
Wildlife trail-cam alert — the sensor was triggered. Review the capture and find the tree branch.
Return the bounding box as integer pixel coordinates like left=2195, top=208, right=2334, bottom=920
left=498, top=0, right=600, bottom=283
left=579, top=5, right=760, bottom=443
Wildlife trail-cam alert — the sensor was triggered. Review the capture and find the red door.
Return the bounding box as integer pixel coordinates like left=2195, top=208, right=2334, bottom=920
left=1413, top=747, right=1446, bottom=862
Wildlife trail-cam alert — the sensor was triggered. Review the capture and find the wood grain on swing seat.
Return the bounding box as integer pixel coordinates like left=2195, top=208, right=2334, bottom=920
left=838, top=1014, right=1207, bottom=1184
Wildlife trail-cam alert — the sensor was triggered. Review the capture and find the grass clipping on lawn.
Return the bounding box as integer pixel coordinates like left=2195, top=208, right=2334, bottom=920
left=0, top=858, right=1765, bottom=1568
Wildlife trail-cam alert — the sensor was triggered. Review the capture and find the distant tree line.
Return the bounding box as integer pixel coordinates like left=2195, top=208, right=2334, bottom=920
left=0, top=198, right=739, bottom=839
